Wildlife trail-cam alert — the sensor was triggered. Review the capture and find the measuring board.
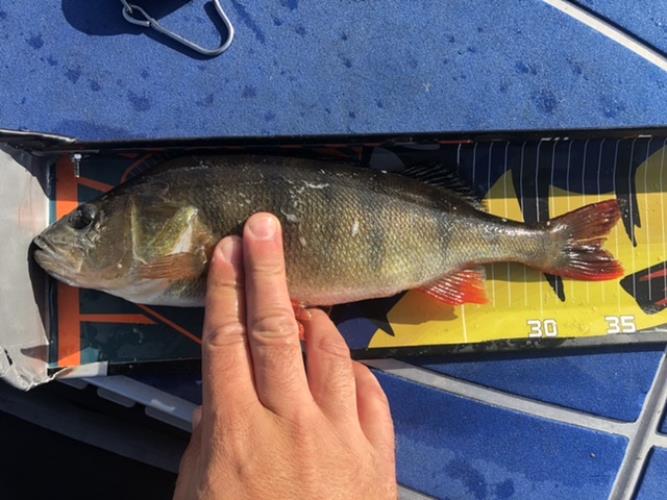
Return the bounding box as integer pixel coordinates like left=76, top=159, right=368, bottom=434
left=45, top=135, right=667, bottom=371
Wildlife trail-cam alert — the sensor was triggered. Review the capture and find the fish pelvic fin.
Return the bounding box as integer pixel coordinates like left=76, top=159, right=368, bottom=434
left=137, top=251, right=207, bottom=280
left=539, top=199, right=623, bottom=281
left=419, top=267, right=487, bottom=305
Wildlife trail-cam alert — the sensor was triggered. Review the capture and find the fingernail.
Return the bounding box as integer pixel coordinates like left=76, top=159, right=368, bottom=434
left=218, top=237, right=238, bottom=262
left=247, top=214, right=276, bottom=240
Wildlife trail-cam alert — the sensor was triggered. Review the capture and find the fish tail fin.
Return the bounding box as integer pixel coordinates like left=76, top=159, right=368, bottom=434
left=540, top=199, right=623, bottom=281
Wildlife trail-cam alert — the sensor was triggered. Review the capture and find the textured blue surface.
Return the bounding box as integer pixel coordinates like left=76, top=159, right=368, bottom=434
left=377, top=372, right=626, bottom=499
left=0, top=1, right=665, bottom=142
left=577, top=0, right=667, bottom=54
left=635, top=447, right=667, bottom=500
left=136, top=370, right=627, bottom=498
left=411, top=347, right=665, bottom=422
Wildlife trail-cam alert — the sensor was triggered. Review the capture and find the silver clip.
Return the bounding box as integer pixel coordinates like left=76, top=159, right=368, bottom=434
left=121, top=0, right=235, bottom=57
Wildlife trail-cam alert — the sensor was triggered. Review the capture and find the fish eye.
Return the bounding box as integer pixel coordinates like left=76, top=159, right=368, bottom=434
left=68, top=204, right=97, bottom=230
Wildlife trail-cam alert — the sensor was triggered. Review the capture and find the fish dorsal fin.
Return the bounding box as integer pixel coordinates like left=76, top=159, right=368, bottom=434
left=123, top=152, right=182, bottom=181
left=419, top=267, right=487, bottom=305
left=399, top=162, right=485, bottom=210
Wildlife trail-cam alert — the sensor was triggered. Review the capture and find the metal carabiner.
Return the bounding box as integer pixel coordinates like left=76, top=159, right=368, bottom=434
left=121, top=0, right=235, bottom=57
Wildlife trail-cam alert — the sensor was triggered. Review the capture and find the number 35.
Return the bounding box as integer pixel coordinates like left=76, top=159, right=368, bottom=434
left=605, top=315, right=636, bottom=334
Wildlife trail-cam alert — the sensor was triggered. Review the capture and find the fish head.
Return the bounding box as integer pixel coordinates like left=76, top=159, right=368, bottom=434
left=33, top=179, right=213, bottom=305
left=33, top=194, right=134, bottom=290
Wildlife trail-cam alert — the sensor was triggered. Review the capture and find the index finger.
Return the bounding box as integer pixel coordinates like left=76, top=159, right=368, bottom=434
left=202, top=236, right=258, bottom=417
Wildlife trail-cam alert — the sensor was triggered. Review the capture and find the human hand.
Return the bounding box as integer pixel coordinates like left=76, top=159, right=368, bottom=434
left=174, top=213, right=397, bottom=499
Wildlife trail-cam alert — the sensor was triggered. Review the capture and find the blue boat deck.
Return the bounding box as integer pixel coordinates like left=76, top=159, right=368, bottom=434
left=1, top=1, right=667, bottom=497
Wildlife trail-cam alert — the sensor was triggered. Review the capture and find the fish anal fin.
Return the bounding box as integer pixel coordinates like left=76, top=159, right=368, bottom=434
left=419, top=268, right=487, bottom=305
left=138, top=252, right=206, bottom=280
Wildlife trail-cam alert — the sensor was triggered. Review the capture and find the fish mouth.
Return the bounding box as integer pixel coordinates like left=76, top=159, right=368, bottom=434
left=33, top=247, right=57, bottom=271
left=33, top=236, right=61, bottom=268
left=32, top=236, right=81, bottom=285
left=33, top=246, right=64, bottom=275
left=33, top=235, right=56, bottom=254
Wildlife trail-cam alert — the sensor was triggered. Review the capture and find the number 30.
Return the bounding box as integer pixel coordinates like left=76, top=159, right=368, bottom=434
left=527, top=319, right=558, bottom=338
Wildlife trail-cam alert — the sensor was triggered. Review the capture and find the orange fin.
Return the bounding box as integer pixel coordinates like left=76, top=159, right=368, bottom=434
left=291, top=300, right=307, bottom=340
left=419, top=268, right=487, bottom=305
left=291, top=300, right=310, bottom=321
left=138, top=252, right=205, bottom=280
left=543, top=200, right=623, bottom=281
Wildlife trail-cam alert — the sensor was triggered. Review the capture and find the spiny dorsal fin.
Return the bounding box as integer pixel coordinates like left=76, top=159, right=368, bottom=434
left=123, top=152, right=181, bottom=181
left=126, top=152, right=220, bottom=182
left=399, top=162, right=486, bottom=210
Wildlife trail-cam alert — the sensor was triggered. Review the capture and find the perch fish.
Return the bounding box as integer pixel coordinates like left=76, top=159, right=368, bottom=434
left=33, top=155, right=623, bottom=307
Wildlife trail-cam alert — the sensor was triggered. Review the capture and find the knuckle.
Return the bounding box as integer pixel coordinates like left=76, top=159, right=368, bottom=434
left=205, top=406, right=228, bottom=427
left=204, top=322, right=247, bottom=348
left=278, top=405, right=318, bottom=438
left=251, top=312, right=299, bottom=343
left=248, top=259, right=284, bottom=279
left=290, top=417, right=315, bottom=442
left=208, top=274, right=243, bottom=293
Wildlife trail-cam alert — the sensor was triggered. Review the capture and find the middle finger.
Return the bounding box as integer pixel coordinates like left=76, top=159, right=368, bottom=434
left=243, top=213, right=312, bottom=415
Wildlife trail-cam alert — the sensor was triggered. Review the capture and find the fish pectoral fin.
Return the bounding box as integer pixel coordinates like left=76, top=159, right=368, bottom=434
left=137, top=252, right=206, bottom=280
left=419, top=267, right=487, bottom=305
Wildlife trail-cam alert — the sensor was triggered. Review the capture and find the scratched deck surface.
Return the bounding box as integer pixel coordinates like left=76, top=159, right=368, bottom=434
left=2, top=1, right=667, bottom=498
